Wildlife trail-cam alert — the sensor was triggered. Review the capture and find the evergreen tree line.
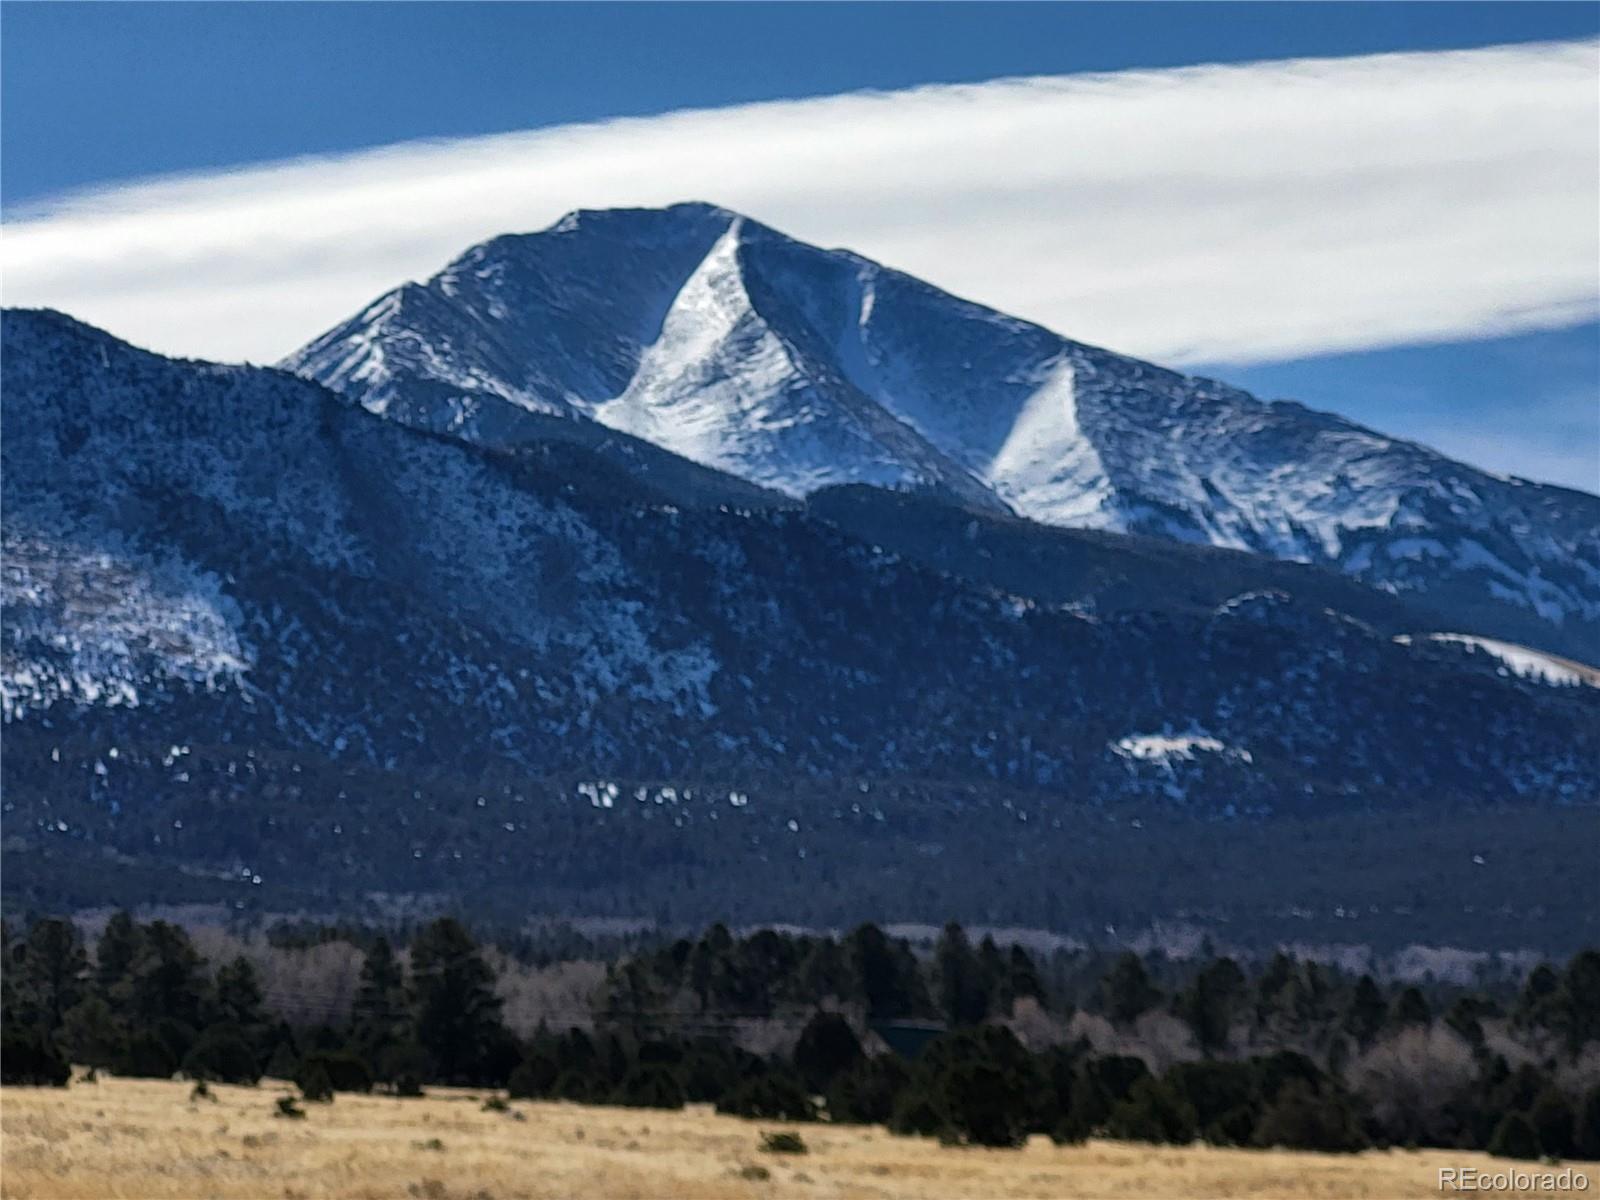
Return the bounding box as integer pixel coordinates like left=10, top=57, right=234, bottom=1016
left=3, top=914, right=1597, bottom=1161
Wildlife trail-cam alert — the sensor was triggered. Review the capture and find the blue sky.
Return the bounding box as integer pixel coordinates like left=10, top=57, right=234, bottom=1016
left=5, top=2, right=1598, bottom=208
left=3, top=2, right=1596, bottom=490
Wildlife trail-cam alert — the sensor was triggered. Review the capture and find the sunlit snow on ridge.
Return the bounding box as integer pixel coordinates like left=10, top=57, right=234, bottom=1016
left=1396, top=633, right=1600, bottom=688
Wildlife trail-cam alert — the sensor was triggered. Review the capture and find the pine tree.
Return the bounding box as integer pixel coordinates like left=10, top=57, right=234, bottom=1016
left=688, top=924, right=736, bottom=1011
left=351, top=937, right=408, bottom=1058
left=1443, top=996, right=1489, bottom=1048
left=408, top=918, right=508, bottom=1084
left=795, top=938, right=852, bottom=1005
left=129, top=921, right=208, bottom=1031
left=59, top=996, right=126, bottom=1068
left=935, top=924, right=988, bottom=1027
left=1555, top=950, right=1600, bottom=1049
left=977, top=935, right=1006, bottom=1007
left=265, top=1039, right=300, bottom=1082
left=212, top=956, right=266, bottom=1028
left=846, top=924, right=922, bottom=1020
left=1516, top=964, right=1560, bottom=1028
left=1575, top=1085, right=1600, bottom=1160
left=1177, top=958, right=1245, bottom=1056
left=793, top=1012, right=864, bottom=1092
left=1280, top=961, right=1336, bottom=1033
left=1342, top=975, right=1386, bottom=1047
left=22, top=918, right=89, bottom=1033
left=93, top=911, right=143, bottom=1014
left=0, top=924, right=19, bottom=1025
left=1101, top=953, right=1160, bottom=1027
left=1389, top=985, right=1431, bottom=1028
left=1004, top=945, right=1045, bottom=1010
left=1254, top=952, right=1297, bottom=1026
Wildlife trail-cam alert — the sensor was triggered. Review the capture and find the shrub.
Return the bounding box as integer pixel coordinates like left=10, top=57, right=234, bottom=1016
left=263, top=1040, right=299, bottom=1081
left=793, top=1013, right=864, bottom=1092
left=151, top=1018, right=199, bottom=1069
left=827, top=1054, right=911, bottom=1125
left=59, top=997, right=126, bottom=1070
left=376, top=1041, right=432, bottom=1085
left=917, top=1027, right=1048, bottom=1147
left=611, top=1064, right=686, bottom=1110
left=552, top=1069, right=598, bottom=1103
left=1530, top=1089, right=1576, bottom=1159
left=274, top=1094, right=306, bottom=1120
left=1085, top=1055, right=1150, bottom=1107
left=183, top=1024, right=262, bottom=1085
left=1167, top=1060, right=1259, bottom=1139
left=1107, top=1077, right=1198, bottom=1145
left=936, top=1059, right=1034, bottom=1147
left=1488, top=1112, right=1542, bottom=1161
left=1253, top=1051, right=1326, bottom=1103
left=760, top=1130, right=808, bottom=1155
left=0, top=1028, right=70, bottom=1087
left=1050, top=1110, right=1092, bottom=1145
left=680, top=1040, right=759, bottom=1103
left=1252, top=1081, right=1368, bottom=1153
left=1203, top=1104, right=1260, bottom=1148
left=298, top=1051, right=371, bottom=1094
left=116, top=1030, right=178, bottom=1079
left=507, top=1050, right=560, bottom=1100
left=717, top=1072, right=818, bottom=1122
left=888, top=1091, right=949, bottom=1139
left=297, top=1061, right=334, bottom=1103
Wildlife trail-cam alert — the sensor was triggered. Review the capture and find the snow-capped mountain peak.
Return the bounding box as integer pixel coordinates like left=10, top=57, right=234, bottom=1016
left=285, top=203, right=1600, bottom=662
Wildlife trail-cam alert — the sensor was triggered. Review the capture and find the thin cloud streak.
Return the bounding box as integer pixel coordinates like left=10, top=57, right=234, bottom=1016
left=3, top=39, right=1597, bottom=368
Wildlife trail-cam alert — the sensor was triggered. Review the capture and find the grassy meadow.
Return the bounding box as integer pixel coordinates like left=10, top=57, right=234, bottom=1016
left=3, top=1074, right=1595, bottom=1200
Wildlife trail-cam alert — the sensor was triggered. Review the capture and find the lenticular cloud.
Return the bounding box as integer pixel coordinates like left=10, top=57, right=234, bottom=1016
left=2, top=38, right=1596, bottom=367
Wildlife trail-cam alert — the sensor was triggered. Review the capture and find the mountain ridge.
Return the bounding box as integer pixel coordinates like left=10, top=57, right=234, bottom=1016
left=9, top=305, right=1595, bottom=794
left=7, top=306, right=1599, bottom=941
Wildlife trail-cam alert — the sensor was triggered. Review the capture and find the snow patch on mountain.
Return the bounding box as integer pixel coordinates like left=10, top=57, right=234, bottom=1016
left=1112, top=730, right=1254, bottom=769
left=2, top=536, right=252, bottom=720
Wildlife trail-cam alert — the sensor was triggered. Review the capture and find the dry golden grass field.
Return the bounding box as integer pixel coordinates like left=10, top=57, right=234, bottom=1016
left=2, top=1075, right=1595, bottom=1200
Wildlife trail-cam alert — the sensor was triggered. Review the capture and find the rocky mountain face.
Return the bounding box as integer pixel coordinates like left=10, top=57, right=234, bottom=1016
left=5, top=308, right=1598, bottom=941
left=286, top=203, right=1600, bottom=664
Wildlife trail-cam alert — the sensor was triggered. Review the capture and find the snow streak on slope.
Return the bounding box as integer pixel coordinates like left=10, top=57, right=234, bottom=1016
left=593, top=220, right=915, bottom=496
left=285, top=204, right=1600, bottom=663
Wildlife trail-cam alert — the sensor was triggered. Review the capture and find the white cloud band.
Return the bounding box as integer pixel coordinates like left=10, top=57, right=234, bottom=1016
left=3, top=39, right=1596, bottom=367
